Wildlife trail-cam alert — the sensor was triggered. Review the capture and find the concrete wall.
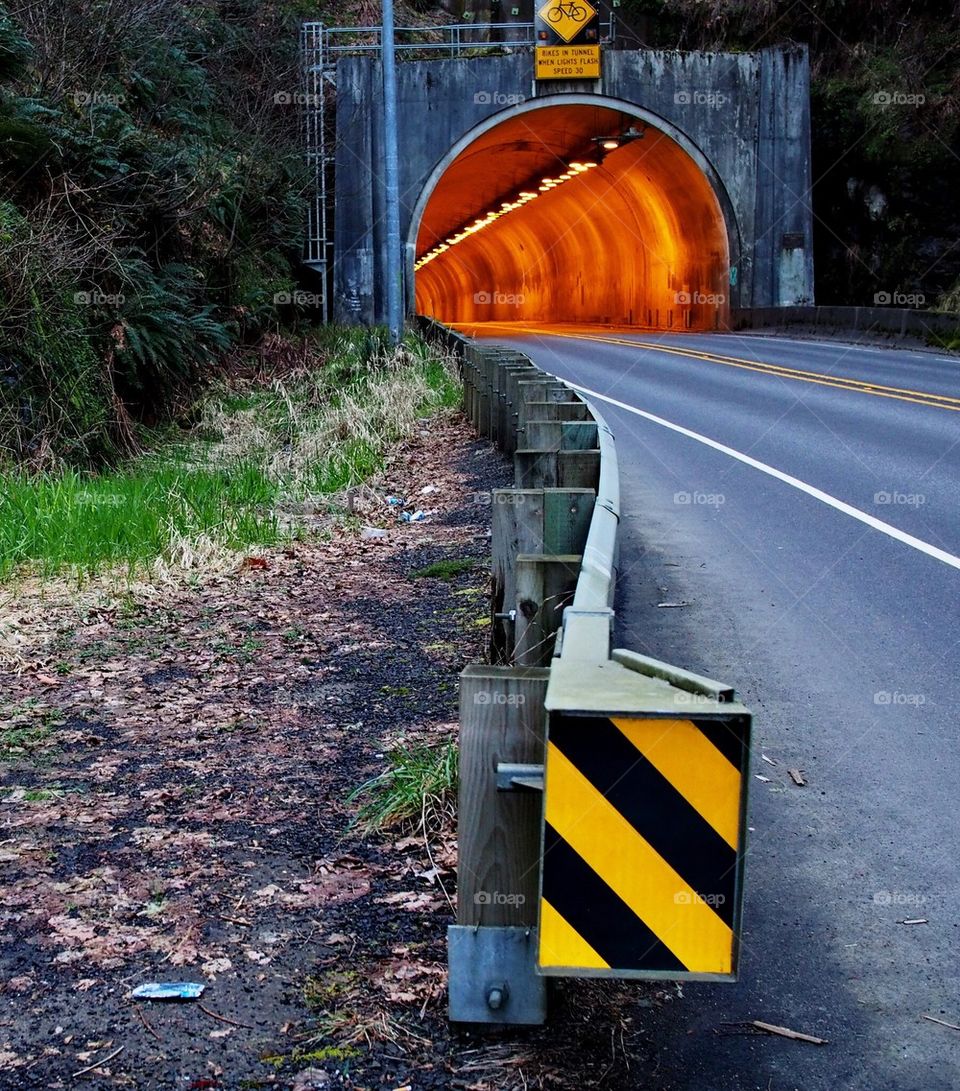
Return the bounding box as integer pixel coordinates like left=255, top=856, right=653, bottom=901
left=332, top=46, right=814, bottom=326
left=732, top=306, right=960, bottom=339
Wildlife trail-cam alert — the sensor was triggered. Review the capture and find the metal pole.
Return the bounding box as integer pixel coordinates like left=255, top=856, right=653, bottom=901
left=381, top=0, right=403, bottom=344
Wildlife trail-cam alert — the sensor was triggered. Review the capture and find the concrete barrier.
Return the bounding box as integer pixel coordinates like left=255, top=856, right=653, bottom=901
left=731, top=305, right=960, bottom=341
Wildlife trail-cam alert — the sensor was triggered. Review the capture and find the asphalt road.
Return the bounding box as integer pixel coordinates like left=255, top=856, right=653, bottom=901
left=465, top=323, right=960, bottom=1091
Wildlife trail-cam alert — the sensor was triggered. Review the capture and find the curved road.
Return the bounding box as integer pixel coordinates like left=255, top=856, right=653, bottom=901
left=463, top=323, right=960, bottom=1091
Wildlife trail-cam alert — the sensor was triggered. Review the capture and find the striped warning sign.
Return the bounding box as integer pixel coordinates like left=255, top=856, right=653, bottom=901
left=538, top=714, right=748, bottom=978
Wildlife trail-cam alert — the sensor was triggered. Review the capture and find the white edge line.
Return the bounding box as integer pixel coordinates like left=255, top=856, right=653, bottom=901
left=568, top=382, right=960, bottom=573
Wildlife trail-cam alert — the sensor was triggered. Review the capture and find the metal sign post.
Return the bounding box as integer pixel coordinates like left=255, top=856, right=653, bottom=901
left=381, top=0, right=403, bottom=344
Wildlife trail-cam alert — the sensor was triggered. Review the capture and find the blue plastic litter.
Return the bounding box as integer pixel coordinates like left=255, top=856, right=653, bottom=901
left=131, top=982, right=205, bottom=1001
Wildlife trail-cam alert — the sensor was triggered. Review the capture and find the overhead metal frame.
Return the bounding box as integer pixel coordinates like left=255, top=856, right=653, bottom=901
left=299, top=17, right=618, bottom=319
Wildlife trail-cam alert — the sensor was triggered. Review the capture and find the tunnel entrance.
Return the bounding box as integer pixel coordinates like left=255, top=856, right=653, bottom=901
left=412, top=101, right=731, bottom=330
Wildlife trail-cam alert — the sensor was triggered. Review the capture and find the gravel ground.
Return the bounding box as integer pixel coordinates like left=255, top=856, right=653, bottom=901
left=0, top=413, right=675, bottom=1091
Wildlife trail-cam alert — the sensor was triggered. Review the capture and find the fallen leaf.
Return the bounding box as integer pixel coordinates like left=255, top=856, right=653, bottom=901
left=375, top=891, right=444, bottom=912
left=201, top=957, right=233, bottom=977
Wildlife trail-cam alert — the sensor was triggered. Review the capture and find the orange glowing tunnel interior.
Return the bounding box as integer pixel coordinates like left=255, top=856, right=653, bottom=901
left=414, top=104, right=730, bottom=330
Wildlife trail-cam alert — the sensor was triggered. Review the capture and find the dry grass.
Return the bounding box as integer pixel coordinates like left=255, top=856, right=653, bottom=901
left=196, top=338, right=458, bottom=497
left=0, top=333, right=461, bottom=672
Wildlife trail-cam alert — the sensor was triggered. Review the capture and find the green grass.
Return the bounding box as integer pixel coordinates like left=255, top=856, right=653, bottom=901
left=927, top=332, right=960, bottom=352
left=410, top=557, right=478, bottom=581
left=0, top=703, right=65, bottom=761
left=349, top=740, right=458, bottom=834
left=0, top=462, right=280, bottom=579
left=0, top=330, right=462, bottom=581
left=419, top=354, right=462, bottom=411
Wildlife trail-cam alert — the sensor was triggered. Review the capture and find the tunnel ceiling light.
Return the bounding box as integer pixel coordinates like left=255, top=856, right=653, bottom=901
left=414, top=158, right=600, bottom=270
left=595, top=125, right=646, bottom=154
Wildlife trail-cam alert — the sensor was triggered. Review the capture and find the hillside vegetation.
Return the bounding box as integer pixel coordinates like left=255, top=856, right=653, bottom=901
left=619, top=0, right=960, bottom=310
left=0, top=0, right=310, bottom=466
left=2, top=0, right=958, bottom=469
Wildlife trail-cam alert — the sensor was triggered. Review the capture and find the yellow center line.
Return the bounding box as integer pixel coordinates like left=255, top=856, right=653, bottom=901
left=455, top=322, right=960, bottom=412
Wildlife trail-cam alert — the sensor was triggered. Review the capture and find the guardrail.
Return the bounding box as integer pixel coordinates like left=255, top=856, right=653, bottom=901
left=419, top=318, right=753, bottom=1025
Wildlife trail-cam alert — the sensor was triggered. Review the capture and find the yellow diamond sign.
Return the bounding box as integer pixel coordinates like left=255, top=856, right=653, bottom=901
left=538, top=0, right=597, bottom=44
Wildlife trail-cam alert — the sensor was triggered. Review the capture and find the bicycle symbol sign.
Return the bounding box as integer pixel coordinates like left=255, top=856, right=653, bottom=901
left=537, top=0, right=597, bottom=43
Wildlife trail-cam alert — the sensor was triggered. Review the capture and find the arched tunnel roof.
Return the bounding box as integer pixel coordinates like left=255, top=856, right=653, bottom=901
left=413, top=103, right=730, bottom=330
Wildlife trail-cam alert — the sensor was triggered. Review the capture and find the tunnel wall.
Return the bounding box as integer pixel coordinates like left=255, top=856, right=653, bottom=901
left=332, top=47, right=813, bottom=325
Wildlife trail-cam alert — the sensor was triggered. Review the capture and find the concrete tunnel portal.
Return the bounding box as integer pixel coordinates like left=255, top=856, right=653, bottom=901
left=411, top=102, right=732, bottom=330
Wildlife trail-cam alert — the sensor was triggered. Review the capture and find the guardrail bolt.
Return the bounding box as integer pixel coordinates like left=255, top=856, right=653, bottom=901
left=486, top=984, right=508, bottom=1011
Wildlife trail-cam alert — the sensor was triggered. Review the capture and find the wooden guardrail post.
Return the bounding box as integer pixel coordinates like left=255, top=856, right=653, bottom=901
left=514, top=448, right=600, bottom=489
left=514, top=554, right=582, bottom=667
left=490, top=488, right=595, bottom=664
left=520, top=399, right=592, bottom=425
left=490, top=489, right=544, bottom=665
left=448, top=665, right=550, bottom=1024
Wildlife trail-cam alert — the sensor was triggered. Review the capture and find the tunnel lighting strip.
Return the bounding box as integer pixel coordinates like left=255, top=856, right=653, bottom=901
left=414, top=161, right=600, bottom=270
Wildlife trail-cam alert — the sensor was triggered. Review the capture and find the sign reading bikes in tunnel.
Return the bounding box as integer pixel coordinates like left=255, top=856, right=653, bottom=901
left=535, top=45, right=601, bottom=80
left=535, top=0, right=601, bottom=78
left=538, top=712, right=749, bottom=979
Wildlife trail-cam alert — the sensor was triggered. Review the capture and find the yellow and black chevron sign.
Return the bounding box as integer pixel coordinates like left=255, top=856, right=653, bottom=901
left=538, top=713, right=748, bottom=978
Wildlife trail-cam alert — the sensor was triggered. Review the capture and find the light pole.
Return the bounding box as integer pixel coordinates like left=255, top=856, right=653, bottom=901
left=381, top=0, right=403, bottom=345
